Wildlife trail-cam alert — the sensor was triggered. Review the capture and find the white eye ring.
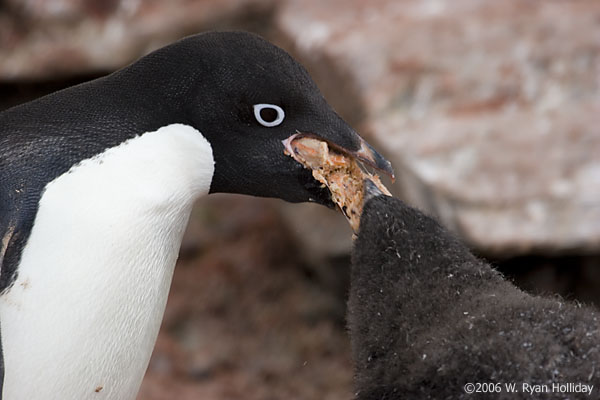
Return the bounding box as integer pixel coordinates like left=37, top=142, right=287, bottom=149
left=253, top=103, right=285, bottom=127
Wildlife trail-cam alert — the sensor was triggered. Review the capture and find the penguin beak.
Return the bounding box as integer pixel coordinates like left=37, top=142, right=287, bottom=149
left=352, top=136, right=395, bottom=180
left=282, top=132, right=395, bottom=180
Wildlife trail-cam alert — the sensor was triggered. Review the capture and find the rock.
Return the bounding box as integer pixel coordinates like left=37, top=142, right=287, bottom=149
left=277, top=0, right=600, bottom=256
left=0, top=0, right=275, bottom=80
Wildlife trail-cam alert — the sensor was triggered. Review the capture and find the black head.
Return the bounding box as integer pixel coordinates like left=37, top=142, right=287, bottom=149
left=123, top=31, right=393, bottom=205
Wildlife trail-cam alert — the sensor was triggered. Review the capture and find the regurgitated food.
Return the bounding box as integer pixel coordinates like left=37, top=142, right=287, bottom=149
left=283, top=135, right=391, bottom=232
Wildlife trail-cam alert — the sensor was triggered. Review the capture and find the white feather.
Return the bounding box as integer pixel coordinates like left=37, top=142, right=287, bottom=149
left=0, top=123, right=214, bottom=399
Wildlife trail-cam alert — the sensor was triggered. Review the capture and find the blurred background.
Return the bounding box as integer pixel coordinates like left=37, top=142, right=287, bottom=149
left=1, top=0, right=599, bottom=398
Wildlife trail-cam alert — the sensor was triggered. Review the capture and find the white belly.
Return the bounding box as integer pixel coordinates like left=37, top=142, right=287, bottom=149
left=0, top=124, right=214, bottom=400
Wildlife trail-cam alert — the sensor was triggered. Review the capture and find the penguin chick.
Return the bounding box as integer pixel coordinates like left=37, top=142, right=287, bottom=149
left=349, top=195, right=600, bottom=400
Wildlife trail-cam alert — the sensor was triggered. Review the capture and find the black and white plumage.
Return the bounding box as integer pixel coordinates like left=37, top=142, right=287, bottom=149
left=349, top=194, right=600, bottom=399
left=0, top=31, right=392, bottom=399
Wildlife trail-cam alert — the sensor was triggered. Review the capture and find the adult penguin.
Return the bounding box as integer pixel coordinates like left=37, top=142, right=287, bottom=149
left=0, top=31, right=393, bottom=400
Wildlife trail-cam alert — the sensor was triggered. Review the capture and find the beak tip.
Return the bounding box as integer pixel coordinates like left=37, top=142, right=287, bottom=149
left=380, top=159, right=395, bottom=181
left=356, top=137, right=395, bottom=181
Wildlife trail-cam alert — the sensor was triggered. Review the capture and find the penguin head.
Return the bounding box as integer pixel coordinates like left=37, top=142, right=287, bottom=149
left=137, top=31, right=393, bottom=206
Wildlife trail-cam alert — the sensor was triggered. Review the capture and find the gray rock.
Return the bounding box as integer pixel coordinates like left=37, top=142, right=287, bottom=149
left=277, top=0, right=600, bottom=256
left=0, top=0, right=275, bottom=79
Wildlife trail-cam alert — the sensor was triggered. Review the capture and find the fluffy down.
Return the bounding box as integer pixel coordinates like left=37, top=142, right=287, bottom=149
left=349, top=195, right=600, bottom=400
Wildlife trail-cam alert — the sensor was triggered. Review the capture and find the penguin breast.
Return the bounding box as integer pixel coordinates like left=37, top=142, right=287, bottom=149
left=0, top=123, right=214, bottom=400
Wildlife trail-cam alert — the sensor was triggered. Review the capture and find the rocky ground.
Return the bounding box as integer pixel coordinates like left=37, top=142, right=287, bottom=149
left=2, top=1, right=600, bottom=399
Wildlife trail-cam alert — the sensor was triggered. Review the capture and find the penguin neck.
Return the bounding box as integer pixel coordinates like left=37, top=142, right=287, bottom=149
left=0, top=124, right=214, bottom=399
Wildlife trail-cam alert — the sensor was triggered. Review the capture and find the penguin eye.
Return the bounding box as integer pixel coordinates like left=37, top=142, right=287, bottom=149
left=253, top=104, right=285, bottom=127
